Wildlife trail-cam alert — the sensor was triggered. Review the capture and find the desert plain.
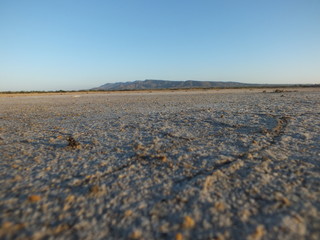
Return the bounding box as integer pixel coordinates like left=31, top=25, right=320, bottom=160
left=0, top=88, right=319, bottom=239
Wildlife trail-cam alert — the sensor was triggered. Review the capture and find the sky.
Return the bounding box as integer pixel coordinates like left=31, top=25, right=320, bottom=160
left=0, top=0, right=319, bottom=91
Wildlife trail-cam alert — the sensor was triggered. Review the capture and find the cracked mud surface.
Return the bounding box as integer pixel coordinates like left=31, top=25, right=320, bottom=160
left=0, top=89, right=319, bottom=239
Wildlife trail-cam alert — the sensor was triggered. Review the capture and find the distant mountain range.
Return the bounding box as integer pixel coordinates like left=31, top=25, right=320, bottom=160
left=92, top=79, right=264, bottom=91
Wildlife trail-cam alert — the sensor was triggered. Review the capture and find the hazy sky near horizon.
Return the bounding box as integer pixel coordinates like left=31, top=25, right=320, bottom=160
left=1, top=0, right=319, bottom=91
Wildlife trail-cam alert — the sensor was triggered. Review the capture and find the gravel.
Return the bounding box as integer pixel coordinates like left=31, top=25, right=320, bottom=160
left=0, top=89, right=319, bottom=240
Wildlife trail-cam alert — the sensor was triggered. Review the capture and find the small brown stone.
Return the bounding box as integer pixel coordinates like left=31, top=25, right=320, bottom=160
left=53, top=224, right=69, bottom=234
left=134, top=143, right=144, bottom=150
left=247, top=225, right=265, bottom=240
left=175, top=233, right=183, bottom=240
left=215, top=201, right=226, bottom=212
left=275, top=192, right=291, bottom=207
left=0, top=222, right=25, bottom=236
left=2, top=222, right=13, bottom=229
left=57, top=135, right=64, bottom=139
left=130, top=229, right=142, bottom=239
left=33, top=156, right=41, bottom=163
left=280, top=197, right=291, bottom=206
left=124, top=210, right=133, bottom=217
left=240, top=209, right=251, bottom=221
left=159, top=155, right=167, bottom=162
left=89, top=185, right=100, bottom=194
left=246, top=153, right=253, bottom=159
left=65, top=195, right=75, bottom=203
left=12, top=175, right=22, bottom=181
left=183, top=216, right=195, bottom=229
left=28, top=195, right=41, bottom=202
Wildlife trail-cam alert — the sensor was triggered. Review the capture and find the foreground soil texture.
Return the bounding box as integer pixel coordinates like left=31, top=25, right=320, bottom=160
left=0, top=88, right=319, bottom=240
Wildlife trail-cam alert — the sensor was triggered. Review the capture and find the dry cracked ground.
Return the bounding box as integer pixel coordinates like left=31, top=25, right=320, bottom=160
left=0, top=89, right=319, bottom=240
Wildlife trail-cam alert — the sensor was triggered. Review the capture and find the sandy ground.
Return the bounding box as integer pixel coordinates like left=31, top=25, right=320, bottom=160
left=0, top=88, right=319, bottom=239
left=0, top=87, right=319, bottom=98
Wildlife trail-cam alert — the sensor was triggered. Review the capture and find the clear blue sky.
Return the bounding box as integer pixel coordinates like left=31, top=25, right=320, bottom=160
left=1, top=0, right=319, bottom=91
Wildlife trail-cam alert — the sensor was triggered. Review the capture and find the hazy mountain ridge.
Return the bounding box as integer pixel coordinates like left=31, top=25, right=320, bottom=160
left=92, top=79, right=262, bottom=90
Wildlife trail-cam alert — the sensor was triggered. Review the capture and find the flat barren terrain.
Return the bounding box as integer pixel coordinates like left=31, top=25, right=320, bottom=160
left=0, top=88, right=319, bottom=239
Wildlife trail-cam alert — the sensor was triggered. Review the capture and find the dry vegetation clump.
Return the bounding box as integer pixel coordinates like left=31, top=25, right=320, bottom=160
left=66, top=136, right=81, bottom=149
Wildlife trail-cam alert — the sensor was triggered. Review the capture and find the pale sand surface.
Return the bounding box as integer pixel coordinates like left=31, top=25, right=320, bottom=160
left=0, top=87, right=319, bottom=98
left=0, top=89, right=319, bottom=239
